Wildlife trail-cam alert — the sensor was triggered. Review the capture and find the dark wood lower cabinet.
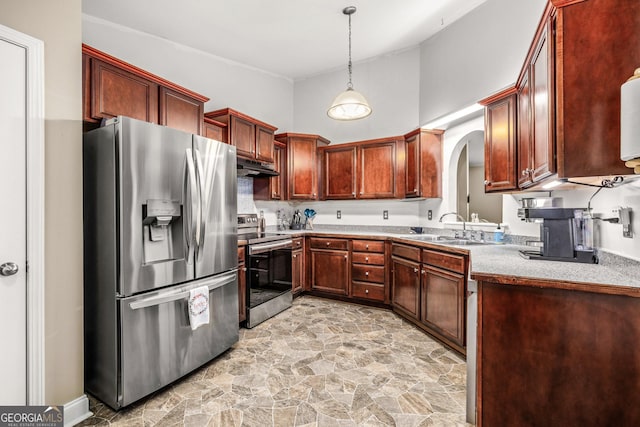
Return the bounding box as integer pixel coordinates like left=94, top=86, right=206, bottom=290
left=477, top=280, right=640, bottom=427
left=309, top=249, right=349, bottom=296
left=421, top=266, right=465, bottom=348
left=291, top=248, right=303, bottom=295
left=391, top=256, right=421, bottom=320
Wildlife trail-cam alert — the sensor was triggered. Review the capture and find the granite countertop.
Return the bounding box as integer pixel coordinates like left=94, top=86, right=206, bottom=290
left=268, top=225, right=640, bottom=292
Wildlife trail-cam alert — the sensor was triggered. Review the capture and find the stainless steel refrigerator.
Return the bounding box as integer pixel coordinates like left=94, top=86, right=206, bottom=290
left=83, top=116, right=238, bottom=410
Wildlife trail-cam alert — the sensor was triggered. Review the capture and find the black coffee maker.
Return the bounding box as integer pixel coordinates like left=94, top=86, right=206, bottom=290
left=518, top=207, right=598, bottom=263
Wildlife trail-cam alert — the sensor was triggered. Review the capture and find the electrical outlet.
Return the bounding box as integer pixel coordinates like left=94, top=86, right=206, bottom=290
left=428, top=210, right=433, bottom=220
left=337, top=210, right=341, bottom=219
left=383, top=210, right=389, bottom=220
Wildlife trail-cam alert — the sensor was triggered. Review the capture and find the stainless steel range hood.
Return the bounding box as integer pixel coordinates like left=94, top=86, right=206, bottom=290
left=237, top=157, right=279, bottom=177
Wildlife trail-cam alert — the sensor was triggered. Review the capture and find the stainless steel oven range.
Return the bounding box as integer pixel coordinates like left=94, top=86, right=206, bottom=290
left=238, top=214, right=293, bottom=328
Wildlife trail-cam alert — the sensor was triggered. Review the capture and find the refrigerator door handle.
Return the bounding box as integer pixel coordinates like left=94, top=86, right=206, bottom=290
left=194, top=148, right=207, bottom=256
left=184, top=149, right=198, bottom=263
left=128, top=271, right=237, bottom=310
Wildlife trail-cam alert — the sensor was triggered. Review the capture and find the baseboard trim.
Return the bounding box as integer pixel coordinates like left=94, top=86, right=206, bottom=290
left=64, top=394, right=92, bottom=427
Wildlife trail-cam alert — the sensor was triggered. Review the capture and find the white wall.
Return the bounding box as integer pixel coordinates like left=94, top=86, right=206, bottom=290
left=419, top=0, right=547, bottom=124
left=293, top=47, right=421, bottom=143
left=82, top=15, right=294, bottom=131
left=1, top=0, right=84, bottom=407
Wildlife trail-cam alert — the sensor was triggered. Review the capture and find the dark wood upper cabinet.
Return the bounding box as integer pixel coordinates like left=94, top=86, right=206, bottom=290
left=82, top=44, right=208, bottom=133
left=202, top=117, right=227, bottom=143
left=89, top=57, right=159, bottom=124
left=480, top=0, right=638, bottom=191
left=554, top=0, right=635, bottom=178
left=518, top=15, right=555, bottom=188
left=276, top=133, right=329, bottom=201
left=359, top=140, right=398, bottom=199
left=321, top=145, right=357, bottom=199
left=403, top=129, right=443, bottom=198
left=320, top=137, right=403, bottom=200
left=159, top=87, right=204, bottom=135
left=254, top=141, right=286, bottom=201
left=480, top=88, right=518, bottom=192
left=205, top=108, right=277, bottom=164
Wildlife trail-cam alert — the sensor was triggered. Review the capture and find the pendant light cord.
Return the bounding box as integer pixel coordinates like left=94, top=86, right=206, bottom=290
left=347, top=11, right=353, bottom=89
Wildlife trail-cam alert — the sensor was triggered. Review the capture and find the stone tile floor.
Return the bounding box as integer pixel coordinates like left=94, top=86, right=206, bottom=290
left=78, top=296, right=471, bottom=426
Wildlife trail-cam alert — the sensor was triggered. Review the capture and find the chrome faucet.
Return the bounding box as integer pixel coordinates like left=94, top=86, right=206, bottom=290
left=439, top=212, right=466, bottom=238
left=439, top=212, right=466, bottom=223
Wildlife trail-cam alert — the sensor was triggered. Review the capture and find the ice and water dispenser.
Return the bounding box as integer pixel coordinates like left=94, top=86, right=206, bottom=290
left=142, top=199, right=182, bottom=264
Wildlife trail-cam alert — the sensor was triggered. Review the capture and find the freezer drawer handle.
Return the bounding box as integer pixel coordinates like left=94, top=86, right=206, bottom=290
left=128, top=271, right=237, bottom=310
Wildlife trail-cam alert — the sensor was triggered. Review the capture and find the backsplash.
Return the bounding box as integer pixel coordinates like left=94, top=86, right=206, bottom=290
left=237, top=177, right=257, bottom=214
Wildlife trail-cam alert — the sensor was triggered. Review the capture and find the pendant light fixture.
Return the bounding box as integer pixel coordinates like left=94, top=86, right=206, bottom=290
left=327, top=6, right=372, bottom=121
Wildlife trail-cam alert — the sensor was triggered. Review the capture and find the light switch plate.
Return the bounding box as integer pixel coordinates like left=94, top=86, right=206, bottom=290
left=383, top=210, right=389, bottom=220
left=337, top=210, right=341, bottom=219
left=428, top=210, right=433, bottom=220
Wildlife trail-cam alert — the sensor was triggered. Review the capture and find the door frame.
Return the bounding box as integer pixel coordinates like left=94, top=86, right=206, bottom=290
left=0, top=24, right=45, bottom=405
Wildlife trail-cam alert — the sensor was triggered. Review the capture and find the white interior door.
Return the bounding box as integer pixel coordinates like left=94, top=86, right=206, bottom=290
left=0, top=35, right=28, bottom=405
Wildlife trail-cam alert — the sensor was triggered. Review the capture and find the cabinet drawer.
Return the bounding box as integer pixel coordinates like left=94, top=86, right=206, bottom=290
left=237, top=246, right=245, bottom=264
left=352, top=264, right=385, bottom=283
left=352, top=240, right=384, bottom=253
left=422, top=249, right=466, bottom=274
left=352, top=252, right=385, bottom=265
left=309, top=237, right=349, bottom=251
left=292, top=237, right=304, bottom=250
left=351, top=281, right=385, bottom=302
left=391, top=243, right=421, bottom=262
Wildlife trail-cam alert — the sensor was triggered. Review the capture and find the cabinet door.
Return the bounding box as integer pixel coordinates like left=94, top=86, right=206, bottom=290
left=484, top=93, right=518, bottom=192
left=230, top=115, right=256, bottom=159
left=310, top=250, right=349, bottom=295
left=288, top=137, right=318, bottom=200
left=90, top=58, right=159, bottom=123
left=421, top=266, right=465, bottom=347
left=419, top=131, right=443, bottom=198
left=530, top=20, right=555, bottom=184
left=255, top=125, right=274, bottom=163
left=518, top=70, right=533, bottom=188
left=203, top=119, right=226, bottom=142
left=391, top=256, right=421, bottom=320
left=323, top=146, right=357, bottom=199
left=405, top=134, right=419, bottom=197
left=292, top=249, right=303, bottom=294
left=358, top=141, right=396, bottom=198
left=159, top=87, right=203, bottom=135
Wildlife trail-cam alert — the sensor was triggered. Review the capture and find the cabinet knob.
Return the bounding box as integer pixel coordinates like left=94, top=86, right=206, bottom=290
left=256, top=260, right=260, bottom=264
left=242, top=267, right=247, bottom=272
left=484, top=180, right=490, bottom=185
left=293, top=254, right=297, bottom=258
left=360, top=191, right=363, bottom=195
left=413, top=188, right=417, bottom=193
left=365, top=271, right=369, bottom=276
left=313, top=192, right=316, bottom=197
left=422, top=270, right=426, bottom=275
left=326, top=242, right=331, bottom=246
left=352, top=192, right=356, bottom=196
left=272, top=192, right=276, bottom=197
left=365, top=244, right=369, bottom=249
left=413, top=268, right=419, bottom=273
left=365, top=257, right=369, bottom=262
left=344, top=255, right=348, bottom=259
left=521, top=169, right=527, bottom=176
left=365, top=289, right=369, bottom=294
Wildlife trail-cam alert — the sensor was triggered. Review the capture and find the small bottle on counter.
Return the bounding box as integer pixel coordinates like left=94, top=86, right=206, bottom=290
left=494, top=224, right=504, bottom=243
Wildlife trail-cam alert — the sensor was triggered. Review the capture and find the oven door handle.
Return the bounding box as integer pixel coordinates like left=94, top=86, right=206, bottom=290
left=249, top=239, right=293, bottom=255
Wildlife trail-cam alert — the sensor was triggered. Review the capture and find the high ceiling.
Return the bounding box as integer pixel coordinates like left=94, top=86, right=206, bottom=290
left=82, top=0, right=486, bottom=80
